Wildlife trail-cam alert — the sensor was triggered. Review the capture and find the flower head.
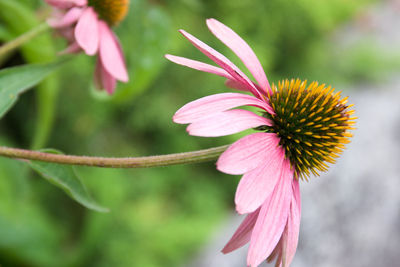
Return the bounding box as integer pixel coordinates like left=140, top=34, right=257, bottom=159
left=167, top=19, right=355, bottom=267
left=46, top=0, right=129, bottom=94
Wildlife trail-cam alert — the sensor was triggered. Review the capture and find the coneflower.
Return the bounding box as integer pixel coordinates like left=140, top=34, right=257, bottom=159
left=166, top=19, right=356, bottom=267
left=46, top=0, right=129, bottom=94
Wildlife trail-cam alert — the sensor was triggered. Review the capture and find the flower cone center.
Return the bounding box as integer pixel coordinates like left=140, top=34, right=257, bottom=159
left=89, top=0, right=129, bottom=26
left=264, top=79, right=356, bottom=180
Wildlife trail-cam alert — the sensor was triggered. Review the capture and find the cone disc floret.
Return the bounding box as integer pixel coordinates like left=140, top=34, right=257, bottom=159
left=88, top=0, right=129, bottom=26
left=264, top=79, right=356, bottom=180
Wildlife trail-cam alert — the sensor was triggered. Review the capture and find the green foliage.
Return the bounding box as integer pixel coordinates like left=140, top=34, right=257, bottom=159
left=0, top=61, right=66, bottom=118
left=27, top=149, right=108, bottom=213
left=0, top=0, right=60, bottom=149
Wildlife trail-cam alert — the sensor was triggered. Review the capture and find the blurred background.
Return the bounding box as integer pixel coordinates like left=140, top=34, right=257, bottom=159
left=0, top=0, right=399, bottom=266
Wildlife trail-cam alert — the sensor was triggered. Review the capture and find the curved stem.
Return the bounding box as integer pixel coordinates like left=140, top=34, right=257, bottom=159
left=0, top=23, right=50, bottom=57
left=0, top=145, right=229, bottom=168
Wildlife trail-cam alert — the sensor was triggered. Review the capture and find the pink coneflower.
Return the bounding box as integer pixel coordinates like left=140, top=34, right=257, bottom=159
left=166, top=19, right=356, bottom=267
left=46, top=0, right=129, bottom=94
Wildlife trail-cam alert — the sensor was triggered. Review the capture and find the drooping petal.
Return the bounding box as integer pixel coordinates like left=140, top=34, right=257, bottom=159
left=247, top=160, right=294, bottom=267
left=222, top=208, right=260, bottom=254
left=186, top=109, right=271, bottom=137
left=280, top=179, right=301, bottom=267
left=206, top=19, right=271, bottom=94
left=179, top=30, right=263, bottom=99
left=165, top=54, right=231, bottom=79
left=46, top=0, right=87, bottom=9
left=235, top=147, right=286, bottom=214
left=48, top=7, right=83, bottom=28
left=59, top=41, right=81, bottom=54
left=75, top=7, right=99, bottom=55
left=217, top=132, right=280, bottom=175
left=98, top=21, right=129, bottom=82
left=173, top=93, right=273, bottom=124
left=94, top=58, right=117, bottom=94
left=282, top=181, right=301, bottom=267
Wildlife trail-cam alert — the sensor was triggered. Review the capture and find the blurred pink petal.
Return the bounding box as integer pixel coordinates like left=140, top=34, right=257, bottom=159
left=173, top=93, right=273, bottom=124
left=46, top=0, right=87, bottom=9
left=187, top=109, right=271, bottom=137
left=179, top=30, right=263, bottom=99
left=59, top=41, right=81, bottom=54
left=247, top=160, right=293, bottom=267
left=222, top=208, right=261, bottom=254
left=48, top=7, right=83, bottom=28
left=235, top=147, right=286, bottom=214
left=75, top=7, right=99, bottom=55
left=165, top=54, right=232, bottom=79
left=217, top=132, right=279, bottom=175
left=206, top=19, right=271, bottom=94
left=94, top=59, right=117, bottom=94
left=99, top=21, right=129, bottom=82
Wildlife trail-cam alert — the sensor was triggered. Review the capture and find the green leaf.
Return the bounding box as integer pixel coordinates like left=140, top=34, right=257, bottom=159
left=0, top=0, right=60, bottom=149
left=27, top=149, right=109, bottom=213
left=0, top=61, right=65, bottom=118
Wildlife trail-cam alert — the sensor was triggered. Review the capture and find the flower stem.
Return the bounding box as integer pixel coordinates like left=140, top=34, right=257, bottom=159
left=0, top=145, right=229, bottom=168
left=0, top=23, right=50, bottom=57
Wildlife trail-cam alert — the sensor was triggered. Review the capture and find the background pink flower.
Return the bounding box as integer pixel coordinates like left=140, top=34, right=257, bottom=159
left=167, top=19, right=355, bottom=267
left=46, top=0, right=129, bottom=94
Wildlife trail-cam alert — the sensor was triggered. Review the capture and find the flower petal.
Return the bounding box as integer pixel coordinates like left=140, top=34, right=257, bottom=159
left=206, top=19, right=271, bottom=94
left=173, top=93, right=273, bottom=124
left=217, top=132, right=280, bottom=175
left=165, top=54, right=231, bottom=79
left=46, top=0, right=87, bottom=9
left=235, top=146, right=286, bottom=214
left=94, top=58, right=117, bottom=94
left=48, top=7, right=83, bottom=28
left=247, top=160, right=294, bottom=267
left=222, top=208, right=260, bottom=254
left=75, top=7, right=99, bottom=55
left=280, top=182, right=301, bottom=267
left=225, top=79, right=251, bottom=92
left=59, top=41, right=81, bottom=54
left=99, top=21, right=129, bottom=82
left=187, top=109, right=271, bottom=137
left=179, top=30, right=263, bottom=99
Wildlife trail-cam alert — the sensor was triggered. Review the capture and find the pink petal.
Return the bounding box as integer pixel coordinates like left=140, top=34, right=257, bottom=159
left=59, top=41, right=81, bottom=54
left=179, top=30, right=263, bottom=99
left=280, top=183, right=301, bottom=267
left=48, top=7, right=83, bottom=28
left=225, top=79, right=251, bottom=92
left=222, top=208, right=260, bottom=254
left=217, top=132, right=280, bottom=175
left=99, top=21, right=129, bottom=82
left=186, top=109, right=271, bottom=137
left=46, top=0, right=87, bottom=9
left=58, top=27, right=75, bottom=41
left=165, top=54, right=231, bottom=79
left=206, top=19, right=271, bottom=95
left=235, top=147, right=287, bottom=214
left=173, top=93, right=273, bottom=124
left=75, top=7, right=99, bottom=55
left=94, top=58, right=117, bottom=94
left=247, top=160, right=294, bottom=267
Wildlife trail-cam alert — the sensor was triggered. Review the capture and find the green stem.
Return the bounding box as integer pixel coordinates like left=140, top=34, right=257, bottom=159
left=0, top=145, right=229, bottom=168
left=0, top=23, right=50, bottom=57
